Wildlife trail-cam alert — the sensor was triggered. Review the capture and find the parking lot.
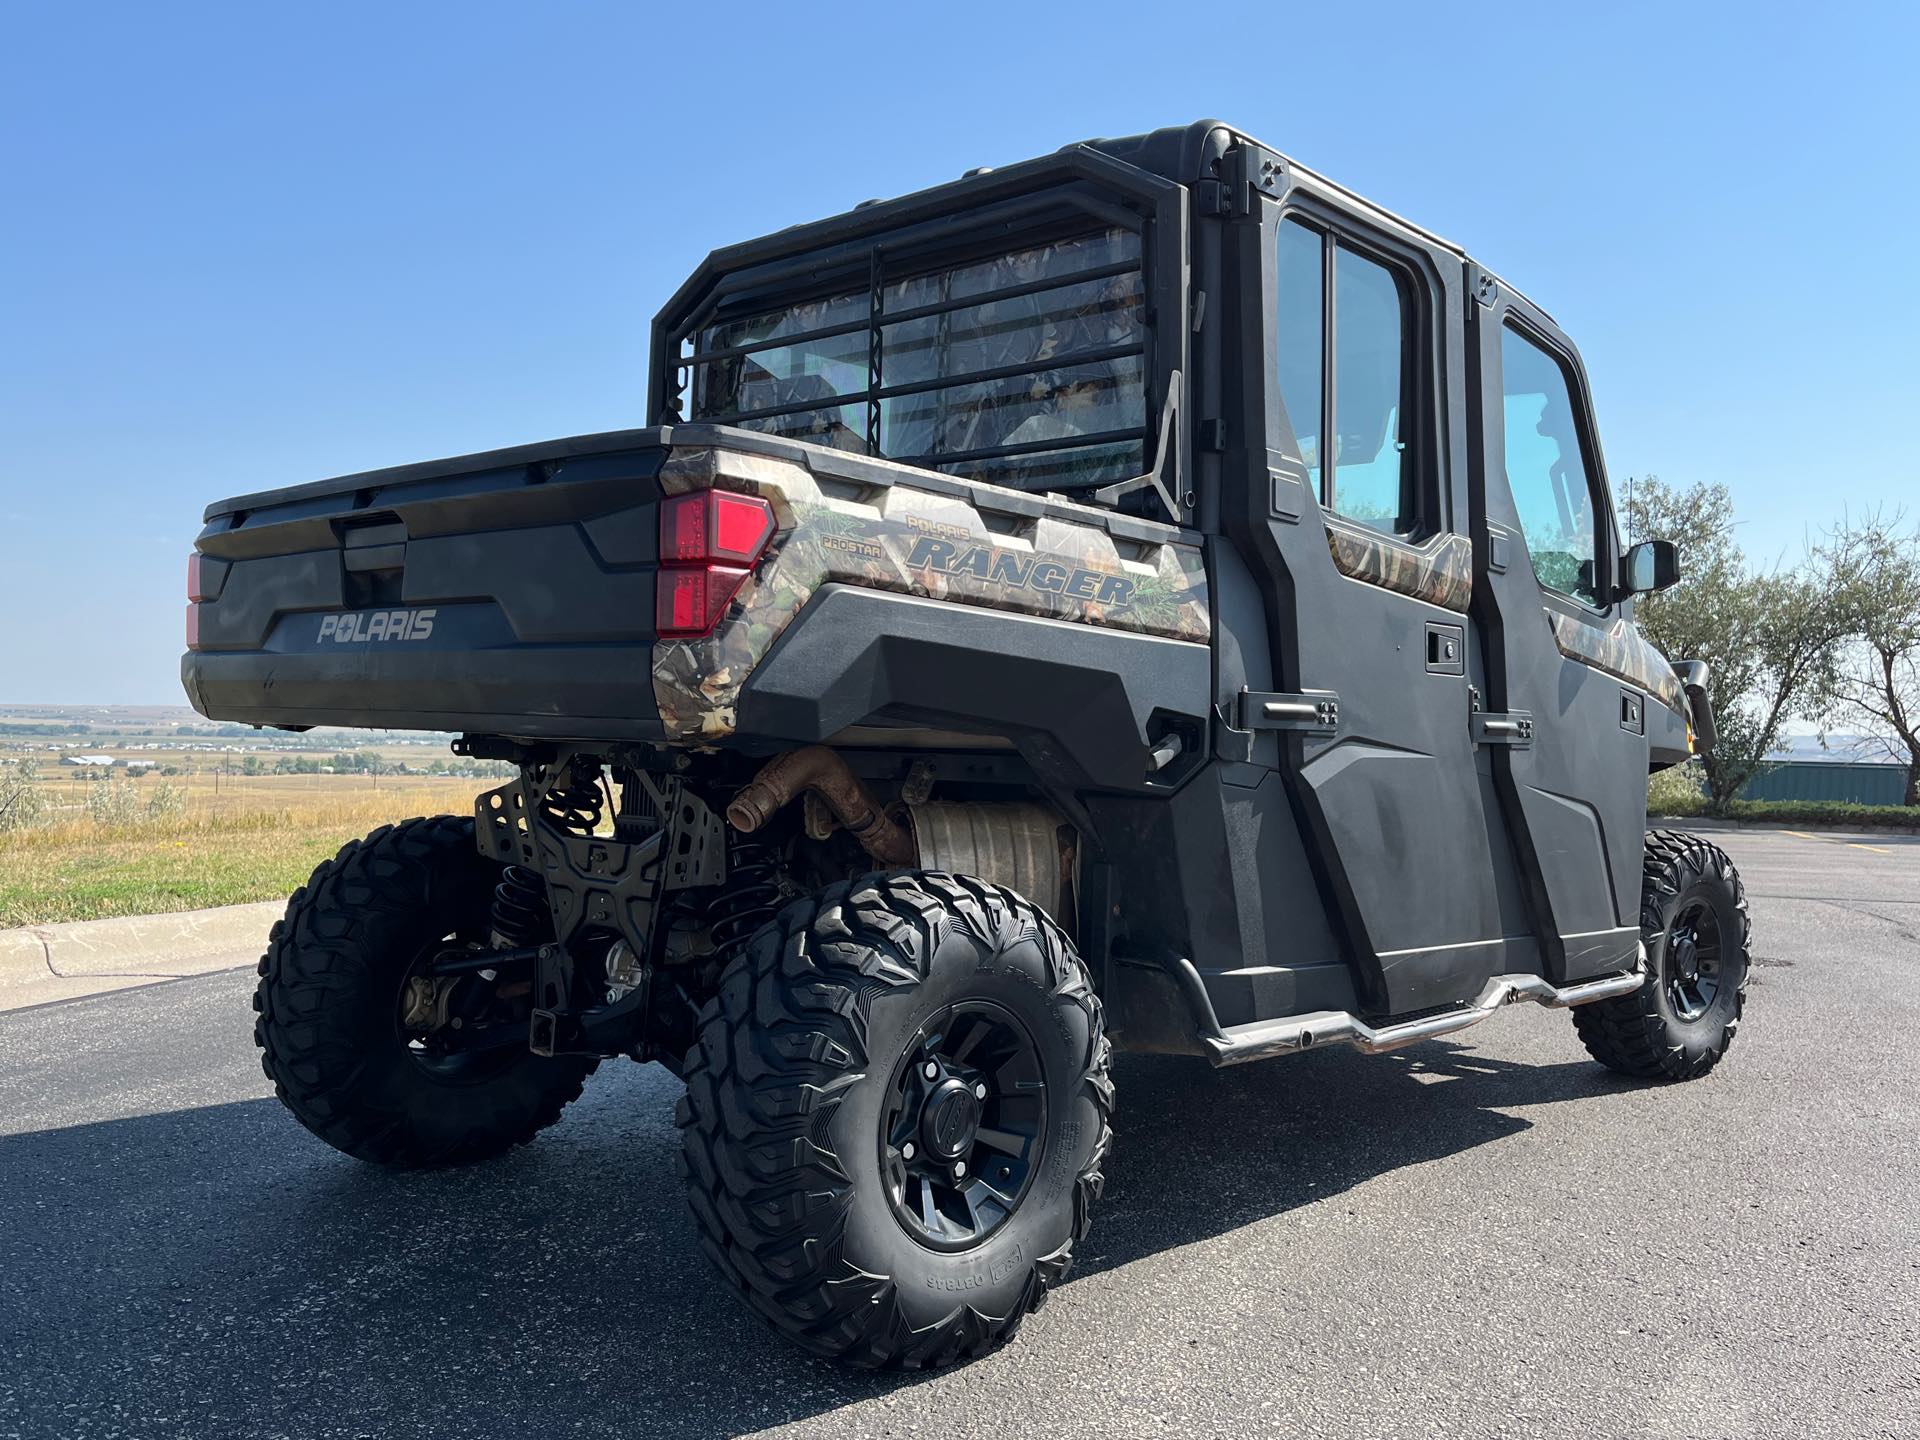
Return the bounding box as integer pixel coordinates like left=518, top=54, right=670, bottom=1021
left=2, top=826, right=1915, bottom=1439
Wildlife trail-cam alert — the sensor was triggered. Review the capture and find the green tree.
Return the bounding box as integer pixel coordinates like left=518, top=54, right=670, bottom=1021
left=1627, top=476, right=1867, bottom=813
left=1823, top=513, right=1920, bottom=806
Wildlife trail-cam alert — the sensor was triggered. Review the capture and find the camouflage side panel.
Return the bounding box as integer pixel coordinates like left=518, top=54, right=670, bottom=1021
left=1546, top=610, right=1687, bottom=714
left=653, top=445, right=1211, bottom=741
left=1323, top=522, right=1473, bottom=614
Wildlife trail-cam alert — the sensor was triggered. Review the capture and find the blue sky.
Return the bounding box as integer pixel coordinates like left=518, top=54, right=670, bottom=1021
left=3, top=1, right=1915, bottom=703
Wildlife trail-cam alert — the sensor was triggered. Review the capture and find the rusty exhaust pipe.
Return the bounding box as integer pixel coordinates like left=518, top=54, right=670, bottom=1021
left=726, top=746, right=916, bottom=867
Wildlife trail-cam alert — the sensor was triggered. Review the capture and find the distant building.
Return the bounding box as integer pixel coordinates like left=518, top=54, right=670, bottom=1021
left=1741, top=761, right=1908, bottom=806
left=60, top=754, right=117, bottom=767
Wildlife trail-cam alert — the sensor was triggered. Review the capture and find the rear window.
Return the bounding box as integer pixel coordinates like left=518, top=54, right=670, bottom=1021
left=684, top=227, right=1149, bottom=493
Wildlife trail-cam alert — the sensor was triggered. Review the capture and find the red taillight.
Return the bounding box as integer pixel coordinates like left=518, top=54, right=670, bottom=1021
left=657, top=491, right=775, bottom=638
left=185, top=602, right=201, bottom=650
left=662, top=492, right=708, bottom=562
left=661, top=490, right=776, bottom=565
left=187, top=553, right=210, bottom=602
left=708, top=491, right=776, bottom=562
left=656, top=564, right=751, bottom=636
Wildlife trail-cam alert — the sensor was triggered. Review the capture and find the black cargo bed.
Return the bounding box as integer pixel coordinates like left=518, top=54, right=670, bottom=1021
left=183, top=422, right=1192, bottom=741
left=184, top=429, right=676, bottom=741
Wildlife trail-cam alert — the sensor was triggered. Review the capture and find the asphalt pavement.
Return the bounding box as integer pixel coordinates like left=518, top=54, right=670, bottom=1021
left=2, top=827, right=1915, bottom=1439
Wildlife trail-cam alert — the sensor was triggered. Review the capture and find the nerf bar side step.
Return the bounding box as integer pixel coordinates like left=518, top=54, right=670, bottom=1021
left=1205, top=959, right=1646, bottom=1067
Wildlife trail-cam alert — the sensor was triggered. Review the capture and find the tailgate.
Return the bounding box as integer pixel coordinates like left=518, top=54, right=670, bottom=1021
left=182, top=429, right=672, bottom=740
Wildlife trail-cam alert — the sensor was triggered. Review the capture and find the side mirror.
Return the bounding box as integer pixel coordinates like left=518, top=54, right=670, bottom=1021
left=1622, top=539, right=1680, bottom=597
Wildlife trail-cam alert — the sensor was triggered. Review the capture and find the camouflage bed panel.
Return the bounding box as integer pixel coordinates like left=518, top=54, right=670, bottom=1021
left=653, top=445, right=1211, bottom=740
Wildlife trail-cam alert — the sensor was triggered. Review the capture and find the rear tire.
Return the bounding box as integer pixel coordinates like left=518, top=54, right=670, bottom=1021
left=253, top=814, right=596, bottom=1167
left=1573, top=828, right=1751, bottom=1081
left=677, top=871, right=1111, bottom=1369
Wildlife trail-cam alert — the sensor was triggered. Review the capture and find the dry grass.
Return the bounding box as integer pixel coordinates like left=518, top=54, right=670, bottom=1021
left=0, top=777, right=492, bottom=928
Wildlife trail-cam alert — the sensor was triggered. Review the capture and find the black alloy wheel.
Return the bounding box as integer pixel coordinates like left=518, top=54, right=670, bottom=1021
left=880, top=1001, right=1048, bottom=1251
left=1662, top=897, right=1725, bottom=1022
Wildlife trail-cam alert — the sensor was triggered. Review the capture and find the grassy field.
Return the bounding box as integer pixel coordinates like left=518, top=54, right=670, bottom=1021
left=0, top=775, right=493, bottom=928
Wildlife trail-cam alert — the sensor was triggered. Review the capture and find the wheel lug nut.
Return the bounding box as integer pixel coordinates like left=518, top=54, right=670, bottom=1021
left=923, top=1061, right=939, bottom=1080
left=954, top=1161, right=967, bottom=1178
left=902, top=1141, right=916, bottom=1161
left=973, top=1082, right=987, bottom=1100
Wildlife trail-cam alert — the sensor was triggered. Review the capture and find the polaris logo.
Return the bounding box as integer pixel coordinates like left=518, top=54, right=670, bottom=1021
left=317, top=608, right=437, bottom=643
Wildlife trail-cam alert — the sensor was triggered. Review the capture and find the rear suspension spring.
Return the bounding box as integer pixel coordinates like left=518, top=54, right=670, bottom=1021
left=489, top=864, right=547, bottom=949
left=539, top=765, right=606, bottom=836
left=706, top=841, right=782, bottom=974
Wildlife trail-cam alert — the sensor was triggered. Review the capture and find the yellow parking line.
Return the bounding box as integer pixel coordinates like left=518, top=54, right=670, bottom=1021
left=1781, top=828, right=1891, bottom=853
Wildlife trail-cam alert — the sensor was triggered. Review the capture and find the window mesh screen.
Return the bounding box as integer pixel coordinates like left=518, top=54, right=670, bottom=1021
left=683, top=226, right=1149, bottom=493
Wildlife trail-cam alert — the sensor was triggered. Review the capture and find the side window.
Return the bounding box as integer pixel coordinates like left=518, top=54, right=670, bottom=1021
left=1500, top=326, right=1599, bottom=605
left=1272, top=219, right=1416, bottom=536
left=1274, top=220, right=1324, bottom=492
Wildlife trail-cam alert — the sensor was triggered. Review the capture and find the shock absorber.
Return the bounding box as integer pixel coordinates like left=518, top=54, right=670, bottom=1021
left=539, top=761, right=606, bottom=836
left=705, top=840, right=782, bottom=974
left=489, top=864, right=547, bottom=949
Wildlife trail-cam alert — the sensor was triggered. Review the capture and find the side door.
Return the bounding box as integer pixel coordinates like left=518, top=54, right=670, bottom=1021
left=1466, top=278, right=1649, bottom=982
left=1241, top=195, right=1529, bottom=1016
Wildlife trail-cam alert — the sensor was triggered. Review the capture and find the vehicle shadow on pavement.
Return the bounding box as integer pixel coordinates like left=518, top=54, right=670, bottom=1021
left=0, top=1042, right=1638, bottom=1439
left=1079, top=1043, right=1632, bottom=1278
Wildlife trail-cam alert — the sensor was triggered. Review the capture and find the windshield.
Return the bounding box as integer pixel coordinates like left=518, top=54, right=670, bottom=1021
left=684, top=227, right=1149, bottom=493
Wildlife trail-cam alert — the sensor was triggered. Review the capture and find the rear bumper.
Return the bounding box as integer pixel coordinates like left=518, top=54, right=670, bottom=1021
left=181, top=647, right=667, bottom=743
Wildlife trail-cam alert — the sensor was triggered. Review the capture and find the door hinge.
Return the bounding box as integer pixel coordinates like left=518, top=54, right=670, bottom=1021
left=1237, top=690, right=1339, bottom=735
left=1201, top=145, right=1286, bottom=219
left=1471, top=710, right=1534, bottom=747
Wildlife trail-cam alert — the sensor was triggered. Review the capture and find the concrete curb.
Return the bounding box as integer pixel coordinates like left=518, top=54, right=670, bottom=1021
left=0, top=901, right=282, bottom=1010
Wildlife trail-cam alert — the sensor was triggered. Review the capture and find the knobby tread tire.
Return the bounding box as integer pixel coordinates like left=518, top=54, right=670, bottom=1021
left=253, top=814, right=596, bottom=1167
left=1573, top=828, right=1751, bottom=1081
left=676, top=870, right=1112, bottom=1369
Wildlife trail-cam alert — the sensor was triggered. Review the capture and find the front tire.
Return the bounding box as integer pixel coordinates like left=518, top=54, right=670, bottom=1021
left=677, top=871, right=1111, bottom=1369
left=253, top=814, right=596, bottom=1167
left=1573, top=829, right=1751, bottom=1081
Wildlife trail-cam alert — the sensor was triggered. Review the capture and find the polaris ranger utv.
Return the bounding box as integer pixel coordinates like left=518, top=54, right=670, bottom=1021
left=182, top=120, right=1747, bottom=1369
